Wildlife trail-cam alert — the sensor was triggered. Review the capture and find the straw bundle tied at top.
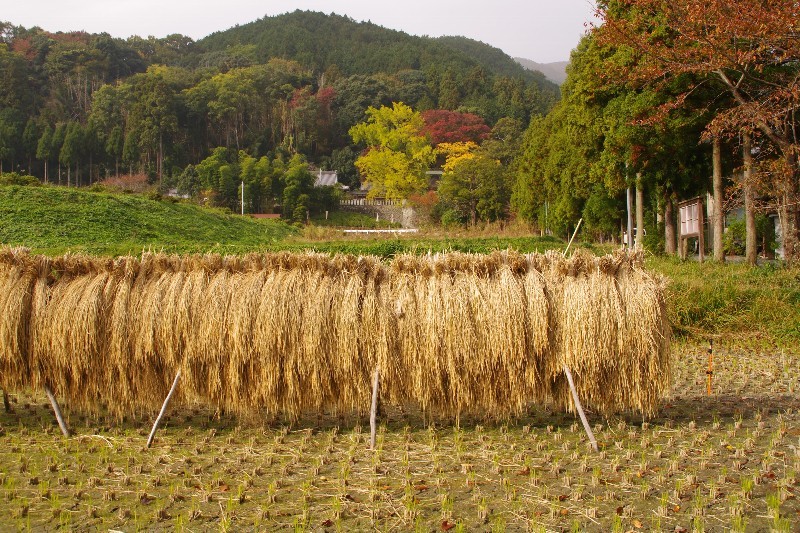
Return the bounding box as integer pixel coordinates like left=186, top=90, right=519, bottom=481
left=0, top=248, right=36, bottom=389
left=0, top=247, right=670, bottom=420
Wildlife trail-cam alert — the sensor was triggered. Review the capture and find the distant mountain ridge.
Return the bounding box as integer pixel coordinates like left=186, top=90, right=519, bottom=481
left=514, top=57, right=569, bottom=85
left=198, top=11, right=558, bottom=91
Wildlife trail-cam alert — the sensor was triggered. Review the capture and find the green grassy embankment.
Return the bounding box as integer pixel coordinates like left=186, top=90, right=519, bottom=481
left=648, top=256, right=800, bottom=351
left=0, top=185, right=297, bottom=256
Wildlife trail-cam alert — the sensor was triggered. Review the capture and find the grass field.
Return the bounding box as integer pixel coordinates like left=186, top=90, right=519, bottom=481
left=649, top=256, right=800, bottom=352
left=0, top=343, right=797, bottom=532
left=0, top=185, right=296, bottom=256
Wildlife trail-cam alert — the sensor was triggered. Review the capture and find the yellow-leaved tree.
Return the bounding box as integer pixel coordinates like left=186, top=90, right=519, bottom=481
left=349, top=102, right=434, bottom=199
left=437, top=141, right=479, bottom=173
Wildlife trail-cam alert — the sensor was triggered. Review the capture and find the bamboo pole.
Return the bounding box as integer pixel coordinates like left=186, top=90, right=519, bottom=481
left=370, top=366, right=380, bottom=451
left=563, top=366, right=598, bottom=452
left=563, top=218, right=584, bottom=256
left=44, top=386, right=70, bottom=438
left=147, top=370, right=181, bottom=448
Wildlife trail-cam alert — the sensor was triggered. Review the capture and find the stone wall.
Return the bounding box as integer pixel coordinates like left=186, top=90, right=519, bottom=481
left=340, top=200, right=419, bottom=228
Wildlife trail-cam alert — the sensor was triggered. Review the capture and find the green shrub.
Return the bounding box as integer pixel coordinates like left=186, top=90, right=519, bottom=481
left=0, top=173, right=41, bottom=186
left=723, top=216, right=776, bottom=256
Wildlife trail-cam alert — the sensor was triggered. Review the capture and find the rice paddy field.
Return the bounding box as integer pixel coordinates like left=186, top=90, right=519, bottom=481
left=0, top=342, right=797, bottom=532
left=0, top=251, right=799, bottom=531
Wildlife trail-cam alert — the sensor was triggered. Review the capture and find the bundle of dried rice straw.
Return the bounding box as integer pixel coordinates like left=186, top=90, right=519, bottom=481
left=0, top=247, right=669, bottom=420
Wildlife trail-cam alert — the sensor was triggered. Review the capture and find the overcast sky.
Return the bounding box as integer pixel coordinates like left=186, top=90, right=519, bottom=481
left=3, top=0, right=597, bottom=64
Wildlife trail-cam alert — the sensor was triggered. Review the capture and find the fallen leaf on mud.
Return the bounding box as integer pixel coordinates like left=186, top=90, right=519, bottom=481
left=414, top=484, right=429, bottom=491
left=516, top=466, right=530, bottom=476
left=558, top=494, right=568, bottom=501
left=672, top=505, right=681, bottom=512
left=559, top=509, right=568, bottom=516
left=616, top=506, right=624, bottom=515
left=441, top=520, right=455, bottom=531
left=674, top=527, right=688, bottom=533
left=219, top=483, right=229, bottom=492
left=321, top=519, right=333, bottom=527
left=633, top=519, right=643, bottom=528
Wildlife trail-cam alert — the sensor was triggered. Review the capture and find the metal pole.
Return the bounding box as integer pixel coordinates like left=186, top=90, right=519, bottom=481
left=706, top=340, right=714, bottom=396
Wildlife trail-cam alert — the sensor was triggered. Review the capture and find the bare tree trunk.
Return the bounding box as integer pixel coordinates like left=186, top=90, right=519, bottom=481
left=780, top=149, right=799, bottom=265
left=158, top=133, right=163, bottom=186
left=664, top=195, right=676, bottom=255
left=743, top=132, right=757, bottom=266
left=713, top=137, right=725, bottom=262
left=626, top=187, right=634, bottom=250
left=635, top=174, right=644, bottom=249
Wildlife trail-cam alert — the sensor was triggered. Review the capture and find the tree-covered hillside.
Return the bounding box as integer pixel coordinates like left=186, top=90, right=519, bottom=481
left=0, top=11, right=558, bottom=191
left=199, top=11, right=557, bottom=88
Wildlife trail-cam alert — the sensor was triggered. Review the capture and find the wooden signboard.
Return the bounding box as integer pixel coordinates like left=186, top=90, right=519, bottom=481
left=677, top=196, right=705, bottom=262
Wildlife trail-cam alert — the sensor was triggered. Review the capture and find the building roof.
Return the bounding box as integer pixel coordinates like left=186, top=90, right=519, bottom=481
left=315, top=170, right=338, bottom=187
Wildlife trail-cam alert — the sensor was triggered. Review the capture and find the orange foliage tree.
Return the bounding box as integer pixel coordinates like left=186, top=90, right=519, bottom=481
left=594, top=0, right=800, bottom=262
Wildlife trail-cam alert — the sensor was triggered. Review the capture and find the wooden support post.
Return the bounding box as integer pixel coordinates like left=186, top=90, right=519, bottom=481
left=370, top=366, right=380, bottom=451
left=3, top=388, right=12, bottom=413
left=563, top=366, right=598, bottom=452
left=563, top=218, right=583, bottom=257
left=147, top=370, right=181, bottom=448
left=44, top=386, right=70, bottom=438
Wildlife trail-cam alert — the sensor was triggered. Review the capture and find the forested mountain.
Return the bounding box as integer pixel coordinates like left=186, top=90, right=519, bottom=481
left=514, top=58, right=569, bottom=85
left=199, top=11, right=556, bottom=87
left=0, top=11, right=559, bottom=212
